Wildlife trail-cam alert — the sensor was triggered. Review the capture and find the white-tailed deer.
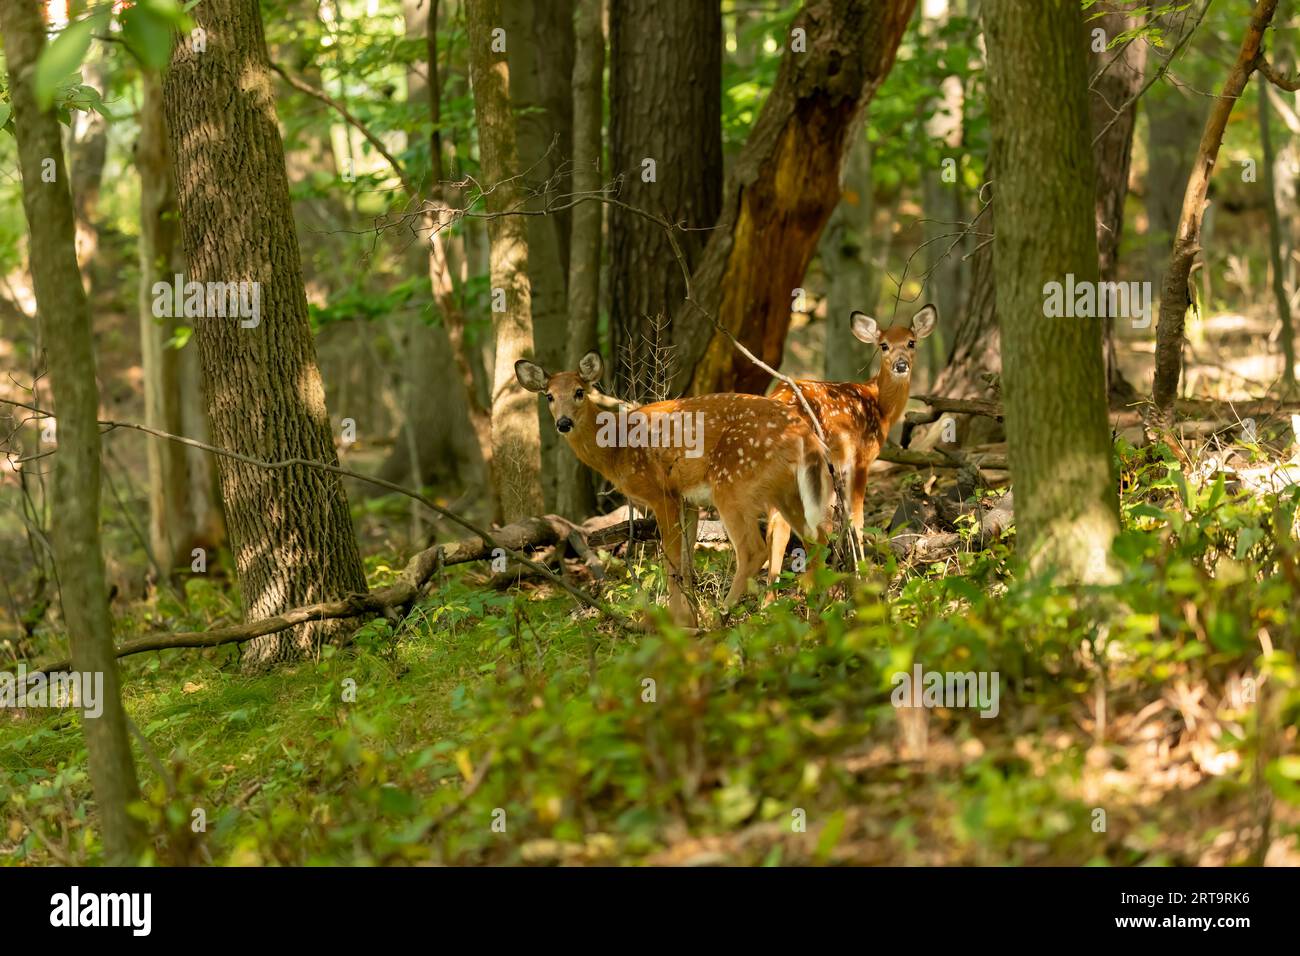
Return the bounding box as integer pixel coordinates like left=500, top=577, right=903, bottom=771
left=516, top=351, right=832, bottom=628
left=766, top=303, right=938, bottom=583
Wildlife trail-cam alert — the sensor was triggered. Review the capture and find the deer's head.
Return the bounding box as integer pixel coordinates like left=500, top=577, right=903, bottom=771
left=850, top=303, right=938, bottom=380
left=515, top=351, right=604, bottom=434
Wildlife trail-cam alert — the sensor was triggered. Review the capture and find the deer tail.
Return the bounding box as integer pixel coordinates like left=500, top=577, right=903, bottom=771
left=797, top=441, right=834, bottom=538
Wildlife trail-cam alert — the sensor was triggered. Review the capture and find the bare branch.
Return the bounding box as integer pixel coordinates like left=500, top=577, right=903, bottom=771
left=1257, top=54, right=1300, bottom=91
left=269, top=61, right=418, bottom=198
left=0, top=398, right=626, bottom=629
left=1091, top=0, right=1215, bottom=147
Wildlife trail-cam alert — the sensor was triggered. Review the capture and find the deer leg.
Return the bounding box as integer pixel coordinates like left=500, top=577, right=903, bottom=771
left=851, top=463, right=869, bottom=538
left=764, top=510, right=793, bottom=602
left=718, top=503, right=767, bottom=611
left=651, top=499, right=697, bottom=628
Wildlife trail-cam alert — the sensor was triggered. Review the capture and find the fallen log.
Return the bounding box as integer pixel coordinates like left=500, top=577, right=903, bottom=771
left=29, top=514, right=619, bottom=677
left=907, top=394, right=1005, bottom=423
left=914, top=393, right=1299, bottom=430
left=586, top=515, right=731, bottom=549
left=888, top=496, right=1015, bottom=560
left=877, top=445, right=1009, bottom=471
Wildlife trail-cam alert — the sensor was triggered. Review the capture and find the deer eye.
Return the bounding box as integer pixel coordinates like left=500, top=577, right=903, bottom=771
left=908, top=339, right=916, bottom=349
left=545, top=393, right=553, bottom=403
left=574, top=388, right=584, bottom=400
left=880, top=343, right=890, bottom=352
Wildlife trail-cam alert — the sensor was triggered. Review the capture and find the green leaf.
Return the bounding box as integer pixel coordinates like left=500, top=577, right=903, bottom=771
left=813, top=809, right=846, bottom=864
left=1205, top=472, right=1225, bottom=511
left=0, top=103, right=10, bottom=128
left=1127, top=503, right=1167, bottom=521
left=1169, top=467, right=1190, bottom=508
left=1234, top=526, right=1263, bottom=560
left=34, top=13, right=105, bottom=110
left=122, top=5, right=177, bottom=70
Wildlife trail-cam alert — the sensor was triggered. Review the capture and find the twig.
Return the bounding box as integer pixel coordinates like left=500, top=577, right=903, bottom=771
left=1256, top=52, right=1300, bottom=91
left=1, top=398, right=626, bottom=638
left=269, top=61, right=417, bottom=198
left=1091, top=0, right=1215, bottom=146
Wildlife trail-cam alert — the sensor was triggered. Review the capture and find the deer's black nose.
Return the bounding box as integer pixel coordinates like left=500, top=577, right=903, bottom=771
left=556, top=417, right=574, bottom=433
left=893, top=360, right=909, bottom=375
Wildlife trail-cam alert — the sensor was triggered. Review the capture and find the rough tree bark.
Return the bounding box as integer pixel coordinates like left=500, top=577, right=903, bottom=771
left=556, top=0, right=604, bottom=519
left=677, top=0, right=917, bottom=396
left=163, top=0, right=369, bottom=670
left=983, top=0, right=1120, bottom=581
left=137, top=72, right=224, bottom=577
left=505, top=0, right=574, bottom=510
left=1, top=0, right=144, bottom=862
left=920, top=4, right=1146, bottom=444
left=1088, top=4, right=1147, bottom=401
left=611, top=0, right=722, bottom=400
left=1152, top=0, right=1283, bottom=418
left=467, top=0, right=546, bottom=521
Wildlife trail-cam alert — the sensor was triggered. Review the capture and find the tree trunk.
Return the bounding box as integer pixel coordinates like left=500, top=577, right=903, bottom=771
left=70, top=54, right=109, bottom=275
left=378, top=0, right=487, bottom=495
left=924, top=5, right=1149, bottom=439
left=982, top=0, right=1120, bottom=581
left=1143, top=24, right=1209, bottom=282
left=611, top=0, right=722, bottom=400
left=1263, top=41, right=1299, bottom=313
left=912, top=172, right=1001, bottom=452
left=1259, top=79, right=1297, bottom=387
left=1152, top=0, right=1282, bottom=418
left=163, top=0, right=369, bottom=671
left=1088, top=5, right=1146, bottom=401
left=136, top=73, right=226, bottom=574
left=822, top=126, right=879, bottom=381
left=675, top=0, right=917, bottom=396
left=138, top=72, right=201, bottom=577
left=1, top=0, right=144, bottom=862
left=920, top=0, right=965, bottom=379
left=505, top=0, right=574, bottom=510
left=556, top=0, right=604, bottom=520
left=467, top=0, right=546, bottom=522
left=179, top=336, right=225, bottom=550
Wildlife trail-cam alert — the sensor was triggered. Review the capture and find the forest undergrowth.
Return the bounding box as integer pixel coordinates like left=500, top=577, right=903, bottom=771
left=3, top=438, right=1299, bottom=866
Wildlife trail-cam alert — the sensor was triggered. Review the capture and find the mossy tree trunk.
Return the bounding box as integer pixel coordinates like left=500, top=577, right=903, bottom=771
left=1, top=0, right=144, bottom=862
left=983, top=0, right=1120, bottom=581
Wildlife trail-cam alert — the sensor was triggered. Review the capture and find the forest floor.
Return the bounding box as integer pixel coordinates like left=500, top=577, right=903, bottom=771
left=3, top=266, right=1300, bottom=864
left=3, top=447, right=1299, bottom=864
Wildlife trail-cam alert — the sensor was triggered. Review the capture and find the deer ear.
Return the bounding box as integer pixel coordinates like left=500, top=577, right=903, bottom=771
left=515, top=359, right=548, bottom=392
left=577, top=350, right=604, bottom=383
left=911, top=304, right=938, bottom=339
left=849, top=311, right=880, bottom=345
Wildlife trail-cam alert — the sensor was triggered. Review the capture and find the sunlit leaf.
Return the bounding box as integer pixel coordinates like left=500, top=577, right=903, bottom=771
left=34, top=13, right=106, bottom=109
